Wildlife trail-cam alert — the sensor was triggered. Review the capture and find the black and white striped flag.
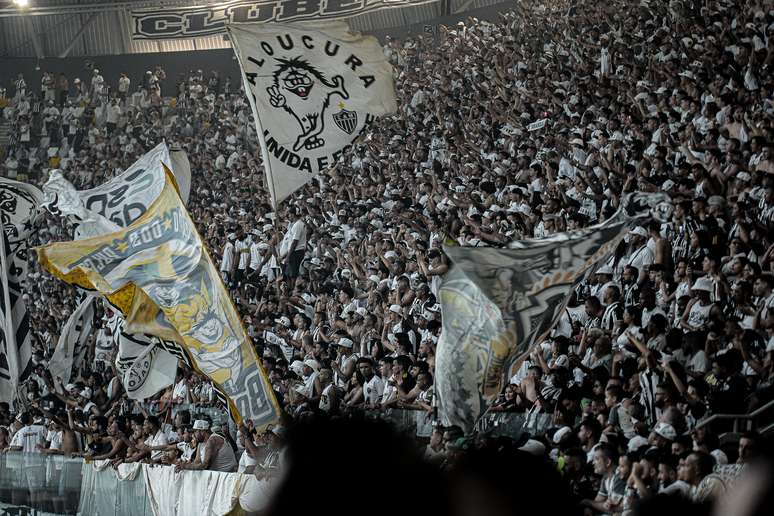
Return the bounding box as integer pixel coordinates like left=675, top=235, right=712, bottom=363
left=0, top=178, right=43, bottom=404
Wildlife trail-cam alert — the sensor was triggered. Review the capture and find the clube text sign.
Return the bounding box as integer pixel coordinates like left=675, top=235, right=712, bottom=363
left=132, top=0, right=439, bottom=40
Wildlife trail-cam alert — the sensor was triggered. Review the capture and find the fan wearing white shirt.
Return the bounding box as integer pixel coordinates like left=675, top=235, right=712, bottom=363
left=9, top=413, right=47, bottom=453
left=141, top=416, right=168, bottom=463
left=172, top=371, right=190, bottom=405
left=236, top=425, right=260, bottom=474
left=626, top=227, right=655, bottom=285
left=358, top=357, right=385, bottom=408
left=279, top=207, right=307, bottom=290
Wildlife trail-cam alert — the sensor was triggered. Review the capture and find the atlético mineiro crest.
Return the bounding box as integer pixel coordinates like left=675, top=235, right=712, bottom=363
left=333, top=108, right=357, bottom=134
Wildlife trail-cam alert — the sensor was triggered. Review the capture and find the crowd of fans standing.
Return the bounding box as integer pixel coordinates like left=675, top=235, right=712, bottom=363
left=1, top=0, right=774, bottom=514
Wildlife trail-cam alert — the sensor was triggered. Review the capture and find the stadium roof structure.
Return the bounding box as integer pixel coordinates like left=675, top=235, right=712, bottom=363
left=0, top=0, right=505, bottom=57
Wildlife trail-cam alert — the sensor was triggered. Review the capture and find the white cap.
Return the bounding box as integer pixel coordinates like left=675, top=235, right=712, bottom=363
left=653, top=422, right=677, bottom=441
left=337, top=337, right=354, bottom=349
left=711, top=449, right=728, bottom=465
left=289, top=360, right=305, bottom=376
left=552, top=426, right=572, bottom=444
left=518, top=439, right=546, bottom=456
left=630, top=226, right=648, bottom=238
left=303, top=359, right=320, bottom=372
left=627, top=435, right=649, bottom=453
left=192, top=420, right=210, bottom=430
left=275, top=316, right=292, bottom=328
left=691, top=277, right=714, bottom=293
left=389, top=304, right=403, bottom=315
left=596, top=264, right=613, bottom=275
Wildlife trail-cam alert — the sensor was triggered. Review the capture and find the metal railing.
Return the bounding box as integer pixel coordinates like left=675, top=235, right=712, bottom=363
left=692, top=399, right=774, bottom=435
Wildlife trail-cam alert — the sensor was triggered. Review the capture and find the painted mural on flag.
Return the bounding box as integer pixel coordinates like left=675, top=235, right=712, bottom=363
left=435, top=194, right=667, bottom=432
left=0, top=178, right=43, bottom=402
left=229, top=22, right=397, bottom=205
left=42, top=145, right=188, bottom=400
left=132, top=0, right=439, bottom=40
left=36, top=168, right=281, bottom=427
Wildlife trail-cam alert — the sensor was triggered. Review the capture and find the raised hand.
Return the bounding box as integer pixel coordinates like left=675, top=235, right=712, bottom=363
left=267, top=86, right=286, bottom=108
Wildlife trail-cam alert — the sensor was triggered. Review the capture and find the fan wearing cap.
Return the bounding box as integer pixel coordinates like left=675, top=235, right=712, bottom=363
left=385, top=304, right=417, bottom=352
left=331, top=337, right=358, bottom=389
left=679, top=277, right=721, bottom=332
left=301, top=359, right=322, bottom=401
left=625, top=226, right=655, bottom=285
left=265, top=317, right=295, bottom=361
left=176, top=419, right=237, bottom=473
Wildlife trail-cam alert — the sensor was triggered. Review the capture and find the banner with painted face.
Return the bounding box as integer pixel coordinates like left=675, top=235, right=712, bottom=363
left=228, top=21, right=397, bottom=206
left=42, top=144, right=190, bottom=400
left=36, top=168, right=280, bottom=427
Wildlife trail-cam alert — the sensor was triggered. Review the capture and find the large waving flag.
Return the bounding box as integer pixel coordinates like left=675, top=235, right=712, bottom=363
left=0, top=178, right=43, bottom=403
left=37, top=168, right=280, bottom=427
left=43, top=143, right=190, bottom=399
left=228, top=21, right=397, bottom=207
left=436, top=196, right=664, bottom=432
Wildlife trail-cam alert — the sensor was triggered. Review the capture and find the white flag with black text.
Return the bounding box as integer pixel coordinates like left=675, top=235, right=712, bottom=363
left=0, top=178, right=43, bottom=402
left=228, top=21, right=397, bottom=207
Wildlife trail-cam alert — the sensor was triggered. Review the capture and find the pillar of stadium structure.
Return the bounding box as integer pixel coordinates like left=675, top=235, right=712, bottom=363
left=58, top=13, right=99, bottom=58
left=22, top=16, right=44, bottom=58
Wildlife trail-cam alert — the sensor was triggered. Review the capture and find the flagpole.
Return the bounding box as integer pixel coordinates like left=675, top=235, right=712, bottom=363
left=0, top=215, right=20, bottom=406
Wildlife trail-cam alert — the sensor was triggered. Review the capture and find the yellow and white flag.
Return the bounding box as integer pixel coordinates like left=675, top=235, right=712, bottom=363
left=36, top=168, right=280, bottom=427
left=228, top=21, right=397, bottom=207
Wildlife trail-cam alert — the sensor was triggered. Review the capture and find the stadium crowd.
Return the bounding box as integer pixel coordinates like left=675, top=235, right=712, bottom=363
left=1, top=0, right=774, bottom=514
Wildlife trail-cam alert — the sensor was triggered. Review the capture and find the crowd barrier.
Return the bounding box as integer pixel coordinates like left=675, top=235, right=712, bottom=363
left=0, top=453, right=83, bottom=515
left=0, top=411, right=548, bottom=515
left=77, top=460, right=270, bottom=516
left=0, top=453, right=270, bottom=516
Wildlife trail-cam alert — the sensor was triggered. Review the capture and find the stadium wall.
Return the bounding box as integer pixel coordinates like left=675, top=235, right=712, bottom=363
left=0, top=1, right=515, bottom=95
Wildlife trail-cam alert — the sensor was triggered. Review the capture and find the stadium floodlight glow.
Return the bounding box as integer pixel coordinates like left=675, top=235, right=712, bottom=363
left=14, top=0, right=30, bottom=8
